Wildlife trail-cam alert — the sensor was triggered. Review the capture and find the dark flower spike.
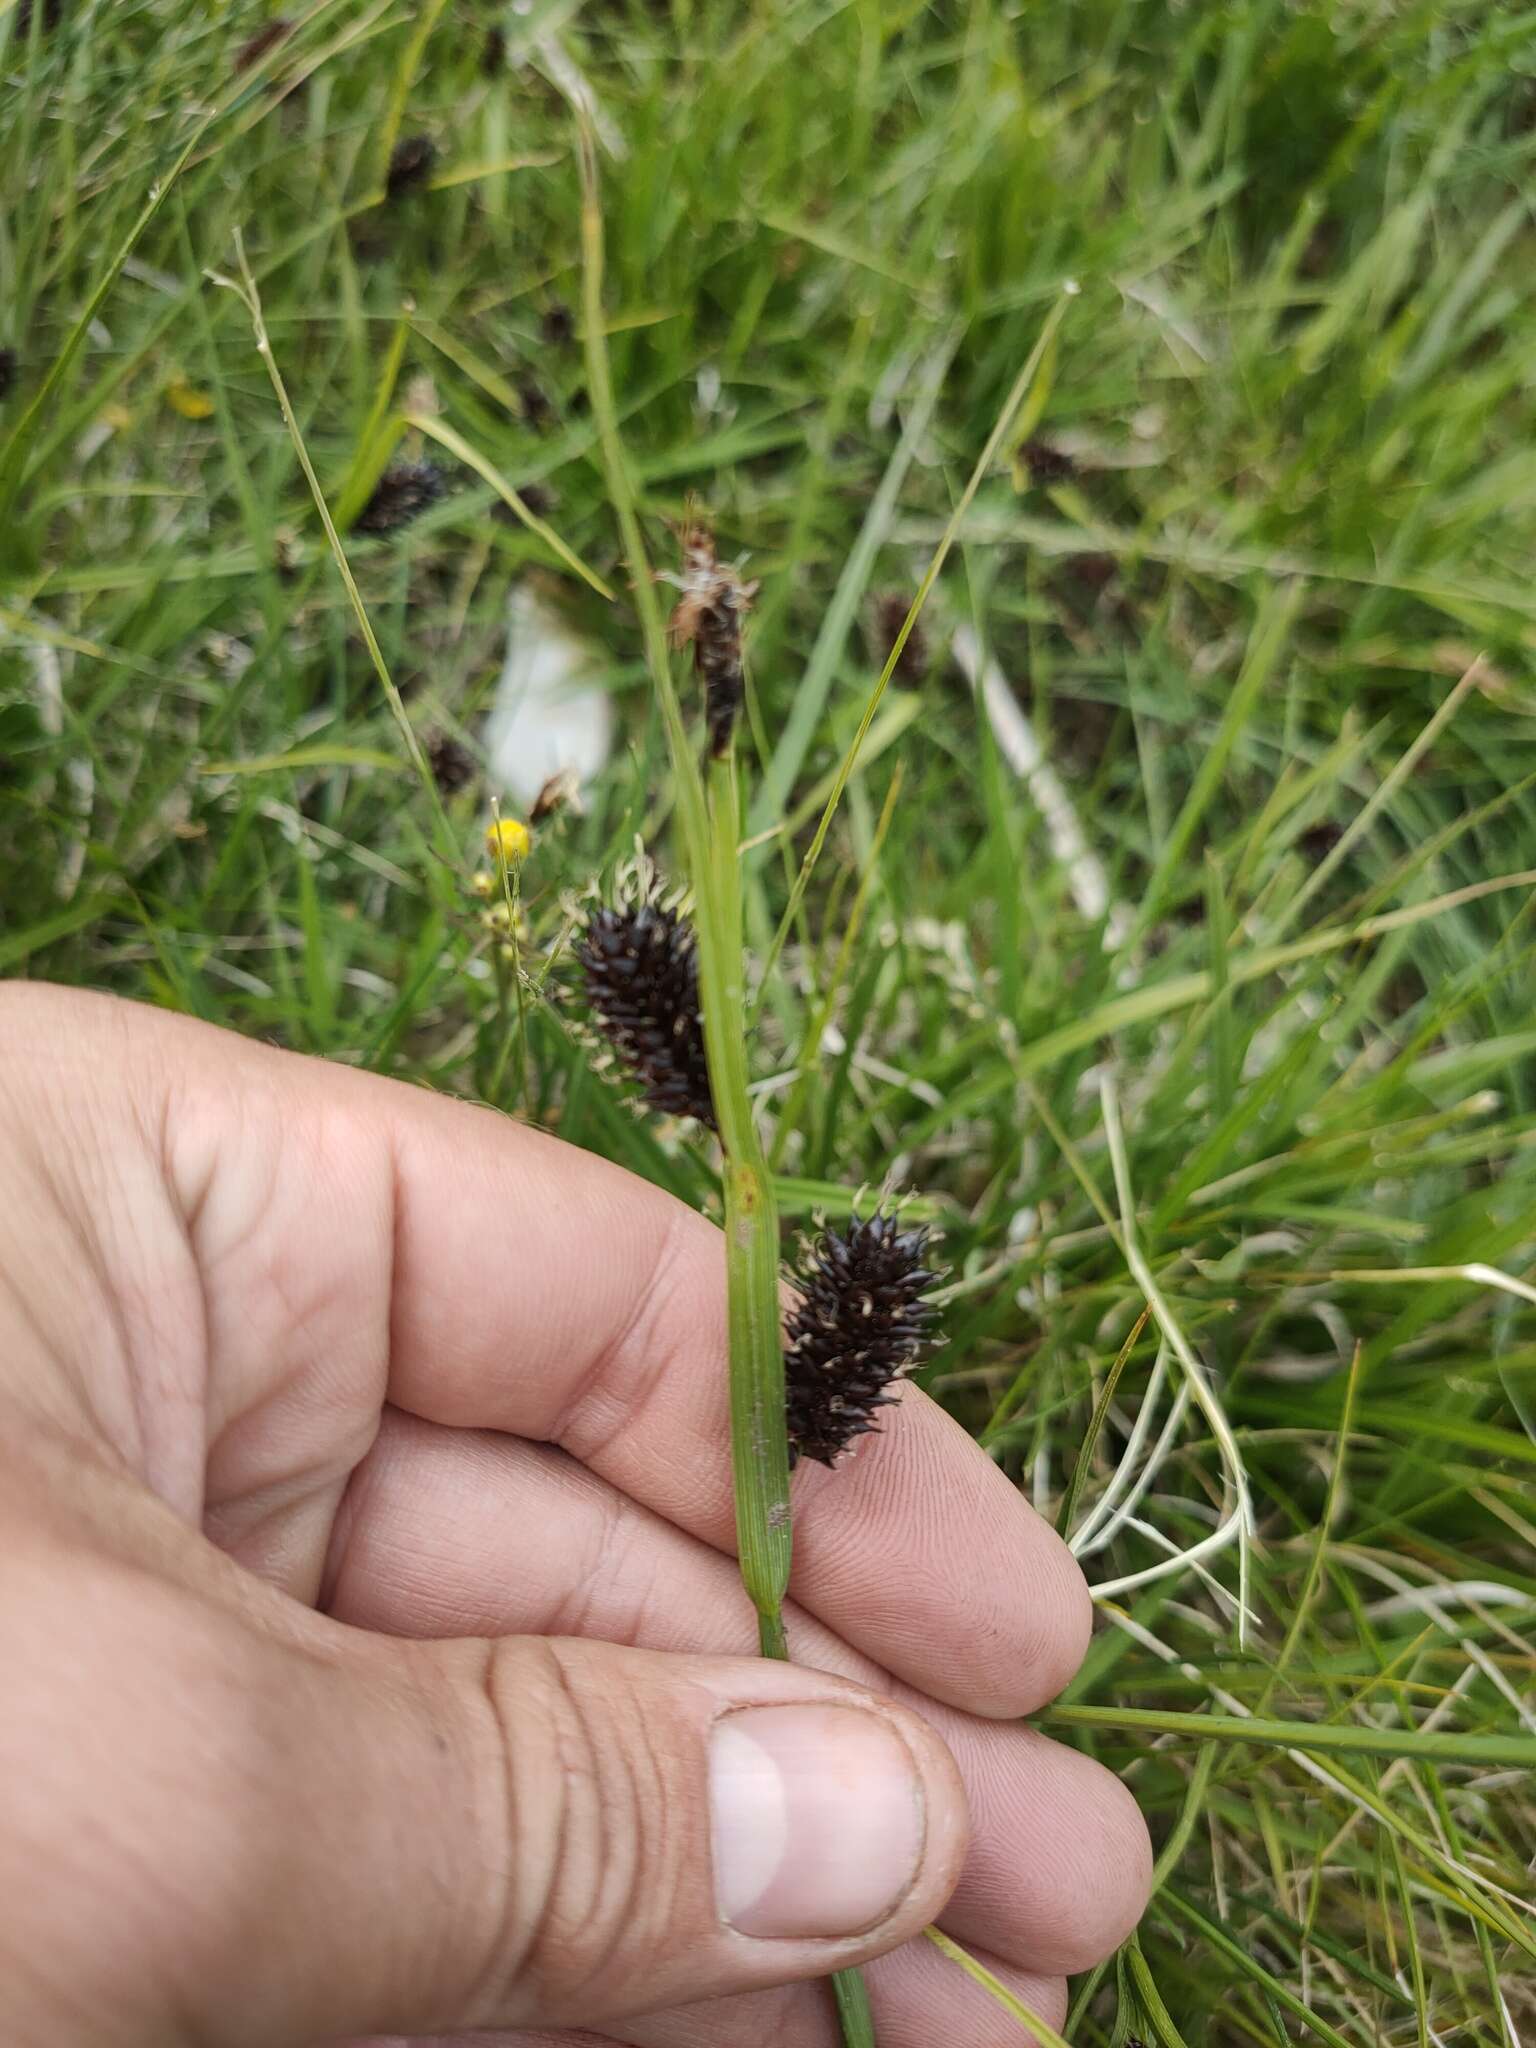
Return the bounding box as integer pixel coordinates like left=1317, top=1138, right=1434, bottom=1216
left=783, top=1212, right=940, bottom=1468
left=575, top=896, right=715, bottom=1128
left=385, top=134, right=436, bottom=200
left=355, top=460, right=446, bottom=536
left=0, top=348, right=15, bottom=402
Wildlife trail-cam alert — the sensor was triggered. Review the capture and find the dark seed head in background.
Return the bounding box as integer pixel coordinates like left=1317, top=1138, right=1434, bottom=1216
left=1019, top=438, right=1077, bottom=485
left=234, top=17, right=293, bottom=73
left=541, top=301, right=576, bottom=348
left=385, top=134, right=437, bottom=200
left=576, top=898, right=715, bottom=1128
left=426, top=731, right=476, bottom=796
left=354, top=460, right=447, bottom=536
left=1063, top=551, right=1117, bottom=592
left=518, top=378, right=556, bottom=431
left=871, top=590, right=929, bottom=682
left=783, top=1212, right=939, bottom=1468
left=492, top=481, right=556, bottom=523
left=0, top=349, right=15, bottom=402
left=14, top=0, right=65, bottom=34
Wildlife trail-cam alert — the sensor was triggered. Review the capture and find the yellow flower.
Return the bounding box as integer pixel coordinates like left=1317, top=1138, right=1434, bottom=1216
left=165, top=372, right=215, bottom=420
left=485, top=816, right=531, bottom=866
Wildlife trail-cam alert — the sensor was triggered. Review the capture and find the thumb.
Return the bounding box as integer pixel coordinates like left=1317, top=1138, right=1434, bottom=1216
left=113, top=1612, right=970, bottom=2043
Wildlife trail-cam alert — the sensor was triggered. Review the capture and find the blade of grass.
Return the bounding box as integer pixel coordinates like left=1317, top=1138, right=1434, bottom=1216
left=1157, top=1892, right=1359, bottom=2048
left=402, top=409, right=615, bottom=598
left=1042, top=1700, right=1536, bottom=1769
left=923, top=1927, right=1074, bottom=2048
left=1057, top=1307, right=1152, bottom=1539
left=209, top=235, right=453, bottom=858
left=1128, top=578, right=1306, bottom=945
left=750, top=329, right=957, bottom=838
left=755, top=285, right=1080, bottom=1003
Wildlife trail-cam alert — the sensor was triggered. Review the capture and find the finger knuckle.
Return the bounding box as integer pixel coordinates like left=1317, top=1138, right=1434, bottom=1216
left=484, top=1637, right=687, bottom=2022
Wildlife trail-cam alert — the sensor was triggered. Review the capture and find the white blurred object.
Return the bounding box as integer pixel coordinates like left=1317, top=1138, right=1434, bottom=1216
left=952, top=624, right=1133, bottom=950
left=485, top=583, right=613, bottom=809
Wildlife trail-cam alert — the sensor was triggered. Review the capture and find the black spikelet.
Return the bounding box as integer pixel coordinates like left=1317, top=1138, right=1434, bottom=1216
left=355, top=461, right=446, bottom=536
left=0, top=348, right=15, bottom=402
left=576, top=900, right=715, bottom=1128
left=783, top=1214, right=939, bottom=1467
left=385, top=134, right=436, bottom=200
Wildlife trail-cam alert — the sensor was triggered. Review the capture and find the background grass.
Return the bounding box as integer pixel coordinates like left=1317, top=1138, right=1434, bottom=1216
left=5, top=1, right=1536, bottom=2040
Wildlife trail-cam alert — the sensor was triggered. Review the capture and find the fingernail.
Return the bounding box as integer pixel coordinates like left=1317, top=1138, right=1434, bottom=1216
left=709, top=1703, right=925, bottom=1939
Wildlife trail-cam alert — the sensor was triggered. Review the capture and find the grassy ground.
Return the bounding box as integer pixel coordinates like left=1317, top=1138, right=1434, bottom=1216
left=5, top=1, right=1536, bottom=2040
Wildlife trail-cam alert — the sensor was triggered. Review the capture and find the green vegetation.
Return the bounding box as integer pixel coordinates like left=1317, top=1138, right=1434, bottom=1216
left=4, top=2, right=1536, bottom=2039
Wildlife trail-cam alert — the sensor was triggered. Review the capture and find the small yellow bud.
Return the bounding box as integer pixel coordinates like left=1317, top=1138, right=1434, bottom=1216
left=471, top=868, right=496, bottom=898
left=485, top=816, right=531, bottom=865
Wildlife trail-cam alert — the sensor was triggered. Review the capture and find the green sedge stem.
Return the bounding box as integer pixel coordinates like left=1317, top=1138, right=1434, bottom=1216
left=575, top=113, right=865, bottom=2045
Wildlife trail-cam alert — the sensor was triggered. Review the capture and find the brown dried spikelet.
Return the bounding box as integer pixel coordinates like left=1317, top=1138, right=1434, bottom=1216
left=530, top=768, right=580, bottom=823
left=667, top=521, right=758, bottom=758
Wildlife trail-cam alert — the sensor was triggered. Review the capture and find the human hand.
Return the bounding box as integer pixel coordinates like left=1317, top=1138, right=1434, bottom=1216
left=0, top=985, right=1149, bottom=2048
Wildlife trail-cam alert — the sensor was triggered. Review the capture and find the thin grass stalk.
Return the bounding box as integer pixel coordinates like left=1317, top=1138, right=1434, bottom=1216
left=921, top=1929, right=1073, bottom=2048
left=767, top=763, right=903, bottom=1175
left=1042, top=1702, right=1536, bottom=1770
left=213, top=235, right=455, bottom=862
left=754, top=287, right=1079, bottom=1004
left=708, top=754, right=793, bottom=1651
left=573, top=115, right=869, bottom=2044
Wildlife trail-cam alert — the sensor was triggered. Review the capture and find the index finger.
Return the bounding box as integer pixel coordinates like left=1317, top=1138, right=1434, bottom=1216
left=376, top=1075, right=1090, bottom=1718
left=110, top=990, right=1088, bottom=1717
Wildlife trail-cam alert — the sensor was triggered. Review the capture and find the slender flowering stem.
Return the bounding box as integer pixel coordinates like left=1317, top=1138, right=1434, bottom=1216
left=575, top=114, right=868, bottom=2046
